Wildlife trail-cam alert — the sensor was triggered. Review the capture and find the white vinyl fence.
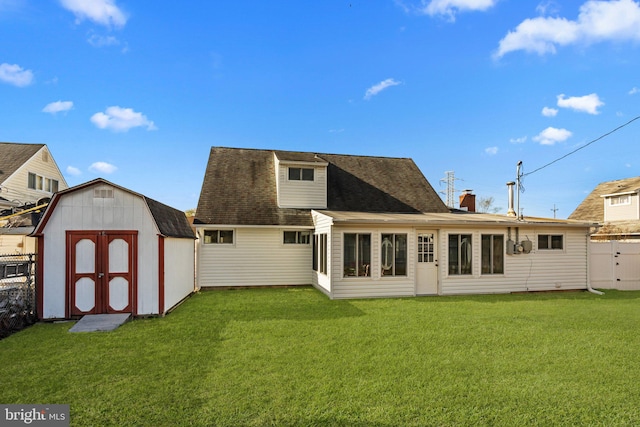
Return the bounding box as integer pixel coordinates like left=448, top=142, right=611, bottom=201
left=590, top=241, right=640, bottom=290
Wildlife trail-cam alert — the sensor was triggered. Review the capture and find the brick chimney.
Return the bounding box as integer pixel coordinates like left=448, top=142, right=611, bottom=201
left=459, top=189, right=476, bottom=212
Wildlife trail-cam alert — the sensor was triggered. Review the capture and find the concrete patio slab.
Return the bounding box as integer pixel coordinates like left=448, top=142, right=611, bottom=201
left=68, top=314, right=131, bottom=333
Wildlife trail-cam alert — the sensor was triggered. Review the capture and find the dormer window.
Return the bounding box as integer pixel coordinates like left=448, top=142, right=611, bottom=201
left=610, top=195, right=630, bottom=206
left=288, top=167, right=314, bottom=181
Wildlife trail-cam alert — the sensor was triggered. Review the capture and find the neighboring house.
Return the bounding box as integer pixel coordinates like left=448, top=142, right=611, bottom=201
left=0, top=142, right=68, bottom=254
left=194, top=147, right=596, bottom=299
left=32, top=178, right=196, bottom=319
left=569, top=176, right=640, bottom=240
left=570, top=176, right=640, bottom=290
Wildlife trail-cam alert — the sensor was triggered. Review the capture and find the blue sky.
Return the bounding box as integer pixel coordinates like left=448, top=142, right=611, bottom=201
left=1, top=0, right=639, bottom=217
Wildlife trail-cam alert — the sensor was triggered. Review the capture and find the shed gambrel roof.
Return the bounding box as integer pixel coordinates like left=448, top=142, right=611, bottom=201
left=34, top=178, right=195, bottom=239
left=194, top=147, right=448, bottom=226
left=0, top=142, right=44, bottom=185
left=569, top=176, right=640, bottom=222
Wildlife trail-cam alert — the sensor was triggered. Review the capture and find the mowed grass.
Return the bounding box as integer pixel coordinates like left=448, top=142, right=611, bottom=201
left=1, top=288, right=640, bottom=426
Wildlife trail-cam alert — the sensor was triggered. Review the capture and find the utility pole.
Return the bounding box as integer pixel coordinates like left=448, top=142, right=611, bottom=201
left=551, top=204, right=559, bottom=219
left=440, top=171, right=456, bottom=208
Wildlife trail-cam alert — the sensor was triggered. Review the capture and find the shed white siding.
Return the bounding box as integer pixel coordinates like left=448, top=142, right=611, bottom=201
left=197, top=227, right=312, bottom=287
left=330, top=226, right=416, bottom=299
left=41, top=184, right=161, bottom=318
left=163, top=237, right=195, bottom=311
left=275, top=159, right=327, bottom=209
left=440, top=227, right=589, bottom=295
left=604, top=194, right=639, bottom=221
left=3, top=146, right=67, bottom=204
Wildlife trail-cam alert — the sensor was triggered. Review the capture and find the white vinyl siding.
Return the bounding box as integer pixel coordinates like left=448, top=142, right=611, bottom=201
left=440, top=227, right=588, bottom=295
left=330, top=227, right=415, bottom=299
left=604, top=193, right=639, bottom=221
left=311, top=211, right=333, bottom=294
left=41, top=185, right=162, bottom=318
left=275, top=160, right=327, bottom=209
left=0, top=234, right=36, bottom=255
left=197, top=227, right=312, bottom=287
left=2, top=146, right=68, bottom=204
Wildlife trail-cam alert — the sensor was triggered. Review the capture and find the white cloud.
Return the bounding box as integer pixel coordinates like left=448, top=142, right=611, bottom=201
left=509, top=136, right=527, bottom=144
left=533, top=127, right=572, bottom=145
left=0, top=63, right=34, bottom=87
left=89, top=161, right=117, bottom=174
left=495, top=0, right=640, bottom=58
left=87, top=34, right=119, bottom=47
left=66, top=166, right=82, bottom=176
left=557, top=93, right=604, bottom=114
left=90, top=106, right=157, bottom=132
left=43, top=100, right=74, bottom=114
left=630, top=87, right=640, bottom=95
left=485, top=146, right=499, bottom=155
left=542, top=106, right=558, bottom=117
left=364, top=78, right=401, bottom=100
left=59, top=0, right=127, bottom=28
left=421, top=0, right=499, bottom=20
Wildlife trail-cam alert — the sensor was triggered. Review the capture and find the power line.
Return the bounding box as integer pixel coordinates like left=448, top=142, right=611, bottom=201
left=522, top=115, right=640, bottom=178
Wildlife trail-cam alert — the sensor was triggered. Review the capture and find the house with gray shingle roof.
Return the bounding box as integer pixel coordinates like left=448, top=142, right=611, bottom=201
left=0, top=142, right=68, bottom=254
left=570, top=176, right=640, bottom=240
left=195, top=147, right=596, bottom=298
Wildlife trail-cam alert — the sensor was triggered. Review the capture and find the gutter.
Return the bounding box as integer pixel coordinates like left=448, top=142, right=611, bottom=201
left=585, top=231, right=604, bottom=295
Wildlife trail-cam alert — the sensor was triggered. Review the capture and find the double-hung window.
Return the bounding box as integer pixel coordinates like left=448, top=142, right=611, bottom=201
left=449, top=234, right=472, bottom=275
left=344, top=233, right=371, bottom=277
left=381, top=234, right=407, bottom=276
left=481, top=234, right=504, bottom=274
left=538, top=234, right=563, bottom=250
left=203, top=230, right=234, bottom=244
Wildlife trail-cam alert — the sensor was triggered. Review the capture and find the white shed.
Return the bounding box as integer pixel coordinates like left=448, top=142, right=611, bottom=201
left=32, top=178, right=195, bottom=319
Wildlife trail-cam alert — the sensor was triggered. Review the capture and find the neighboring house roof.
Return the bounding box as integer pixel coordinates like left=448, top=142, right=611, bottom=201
left=569, top=176, right=640, bottom=237
left=194, top=147, right=449, bottom=226
left=0, top=142, right=44, bottom=185
left=34, top=178, right=195, bottom=239
left=569, top=176, right=640, bottom=222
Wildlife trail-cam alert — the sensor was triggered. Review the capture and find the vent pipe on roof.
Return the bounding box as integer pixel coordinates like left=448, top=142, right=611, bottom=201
left=507, top=181, right=516, bottom=217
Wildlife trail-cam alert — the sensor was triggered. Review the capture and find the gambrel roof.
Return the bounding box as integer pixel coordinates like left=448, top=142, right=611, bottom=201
left=0, top=142, right=45, bottom=185
left=569, top=176, right=640, bottom=222
left=34, top=178, right=195, bottom=239
left=194, top=147, right=448, bottom=226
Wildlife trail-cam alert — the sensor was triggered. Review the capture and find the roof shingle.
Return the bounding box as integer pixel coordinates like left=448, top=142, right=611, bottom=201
left=194, top=147, right=448, bottom=226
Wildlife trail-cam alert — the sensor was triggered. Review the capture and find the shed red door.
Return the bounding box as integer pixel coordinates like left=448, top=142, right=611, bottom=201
left=67, top=231, right=137, bottom=316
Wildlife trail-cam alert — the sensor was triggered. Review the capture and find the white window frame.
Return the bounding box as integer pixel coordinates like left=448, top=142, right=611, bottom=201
left=28, top=172, right=59, bottom=193
left=288, top=167, right=314, bottom=182
left=537, top=234, right=564, bottom=251
left=203, top=229, right=234, bottom=245
left=283, top=230, right=311, bottom=245
left=609, top=195, right=631, bottom=206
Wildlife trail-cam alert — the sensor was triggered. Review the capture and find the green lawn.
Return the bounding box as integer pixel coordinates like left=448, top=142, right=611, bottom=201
left=1, top=288, right=640, bottom=426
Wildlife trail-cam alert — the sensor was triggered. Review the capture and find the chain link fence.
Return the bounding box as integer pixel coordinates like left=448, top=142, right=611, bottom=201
left=0, top=253, right=37, bottom=339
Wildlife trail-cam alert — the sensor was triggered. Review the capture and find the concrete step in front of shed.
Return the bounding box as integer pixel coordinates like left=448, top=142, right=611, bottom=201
left=68, top=314, right=131, bottom=333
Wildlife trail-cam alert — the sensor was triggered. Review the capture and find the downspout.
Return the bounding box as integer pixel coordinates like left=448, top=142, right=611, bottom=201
left=585, top=231, right=604, bottom=295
